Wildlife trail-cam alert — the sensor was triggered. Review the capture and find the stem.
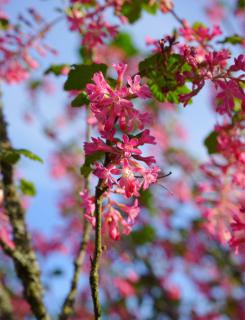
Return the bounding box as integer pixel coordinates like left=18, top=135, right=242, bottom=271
left=89, top=141, right=110, bottom=319
left=89, top=180, right=106, bottom=320
left=169, top=9, right=184, bottom=26
left=0, top=86, right=50, bottom=320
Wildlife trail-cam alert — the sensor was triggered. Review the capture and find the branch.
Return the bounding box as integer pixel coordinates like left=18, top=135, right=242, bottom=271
left=0, top=239, right=26, bottom=266
left=0, top=281, right=15, bottom=320
left=59, top=221, right=91, bottom=320
left=0, top=86, right=50, bottom=320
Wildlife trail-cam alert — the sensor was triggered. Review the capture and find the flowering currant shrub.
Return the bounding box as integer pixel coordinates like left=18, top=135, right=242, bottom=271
left=0, top=0, right=244, bottom=319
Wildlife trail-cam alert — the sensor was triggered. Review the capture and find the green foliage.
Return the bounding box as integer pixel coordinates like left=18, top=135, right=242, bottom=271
left=64, top=64, right=107, bottom=91
left=218, top=34, right=244, bottom=45
left=17, top=149, right=44, bottom=163
left=20, top=179, right=36, bottom=196
left=142, top=2, right=158, bottom=14
left=0, top=17, right=9, bottom=30
left=131, top=225, right=155, bottom=245
left=139, top=188, right=156, bottom=215
left=121, top=0, right=158, bottom=24
left=71, top=92, right=90, bottom=107
left=29, top=79, right=43, bottom=90
left=45, top=64, right=69, bottom=76
left=111, top=32, right=138, bottom=57
left=0, top=148, right=43, bottom=164
left=192, top=21, right=206, bottom=31
left=204, top=131, right=218, bottom=154
left=0, top=149, right=20, bottom=164
left=139, top=53, right=191, bottom=103
left=80, top=151, right=104, bottom=178
left=121, top=1, right=142, bottom=23
left=237, top=0, right=245, bottom=10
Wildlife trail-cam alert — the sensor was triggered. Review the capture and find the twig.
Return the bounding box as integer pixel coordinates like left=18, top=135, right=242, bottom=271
left=59, top=107, right=92, bottom=320
left=169, top=9, right=184, bottom=27
left=59, top=221, right=91, bottom=320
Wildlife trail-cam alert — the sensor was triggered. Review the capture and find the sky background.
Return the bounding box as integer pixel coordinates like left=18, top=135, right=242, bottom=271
left=1, top=0, right=234, bottom=315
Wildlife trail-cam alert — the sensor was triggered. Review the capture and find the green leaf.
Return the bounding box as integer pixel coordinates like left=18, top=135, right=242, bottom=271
left=218, top=34, right=243, bottom=45
left=45, top=64, right=69, bottom=76
left=80, top=151, right=104, bottom=178
left=131, top=225, right=155, bottom=245
left=121, top=1, right=142, bottom=23
left=0, top=17, right=9, bottom=30
left=29, top=79, right=42, bottom=90
left=237, top=0, right=245, bottom=10
left=204, top=131, right=218, bottom=154
left=192, top=21, right=206, bottom=31
left=71, top=92, right=89, bottom=107
left=142, top=2, right=158, bottom=14
left=139, top=52, right=192, bottom=104
left=64, top=64, right=107, bottom=91
left=139, top=53, right=162, bottom=76
left=20, top=179, right=36, bottom=196
left=111, top=32, right=138, bottom=57
left=0, top=147, right=43, bottom=165
left=0, top=149, right=20, bottom=164
left=17, top=149, right=43, bottom=163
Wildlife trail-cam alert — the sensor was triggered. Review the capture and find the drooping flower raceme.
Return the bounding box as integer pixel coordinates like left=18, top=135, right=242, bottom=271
left=81, top=64, right=159, bottom=240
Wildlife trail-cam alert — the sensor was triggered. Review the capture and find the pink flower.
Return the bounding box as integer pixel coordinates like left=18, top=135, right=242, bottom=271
left=116, top=199, right=140, bottom=224
left=67, top=9, right=84, bottom=31
left=114, top=277, right=135, bottom=297
left=82, top=17, right=118, bottom=49
left=206, top=1, right=225, bottom=23
left=215, top=79, right=245, bottom=115
left=80, top=189, right=95, bottom=216
left=119, top=159, right=140, bottom=198
left=128, top=75, right=152, bottom=99
left=32, top=232, right=67, bottom=257
left=117, top=135, right=142, bottom=158
left=137, top=129, right=156, bottom=145
left=84, top=138, right=116, bottom=155
left=114, top=63, right=128, bottom=87
left=229, top=54, right=245, bottom=72
left=229, top=207, right=245, bottom=254
left=2, top=61, right=29, bottom=84
left=104, top=207, right=131, bottom=240
left=93, top=163, right=120, bottom=188
left=141, top=166, right=159, bottom=190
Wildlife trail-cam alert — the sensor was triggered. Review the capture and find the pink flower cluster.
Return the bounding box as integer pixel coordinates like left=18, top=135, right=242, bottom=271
left=196, top=118, right=245, bottom=253
left=178, top=46, right=245, bottom=117
left=67, top=2, right=118, bottom=49
left=0, top=8, right=57, bottom=84
left=81, top=64, right=159, bottom=240
left=179, top=22, right=222, bottom=44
